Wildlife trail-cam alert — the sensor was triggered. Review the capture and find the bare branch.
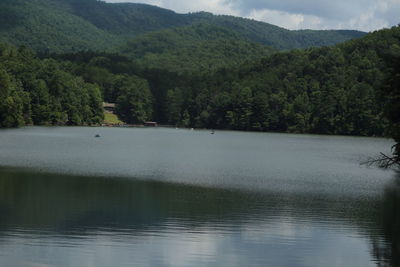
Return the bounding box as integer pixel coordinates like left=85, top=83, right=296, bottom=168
left=362, top=152, right=400, bottom=169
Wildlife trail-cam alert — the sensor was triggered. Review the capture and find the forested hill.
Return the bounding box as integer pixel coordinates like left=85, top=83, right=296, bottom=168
left=154, top=26, right=400, bottom=136
left=0, top=0, right=119, bottom=53
left=188, top=13, right=366, bottom=50
left=121, top=23, right=277, bottom=73
left=0, top=0, right=365, bottom=53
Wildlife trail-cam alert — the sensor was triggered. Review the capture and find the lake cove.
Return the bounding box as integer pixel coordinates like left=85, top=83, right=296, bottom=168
left=0, top=127, right=398, bottom=266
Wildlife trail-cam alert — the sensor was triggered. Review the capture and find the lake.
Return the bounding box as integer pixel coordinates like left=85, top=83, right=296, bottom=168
left=0, top=127, right=398, bottom=267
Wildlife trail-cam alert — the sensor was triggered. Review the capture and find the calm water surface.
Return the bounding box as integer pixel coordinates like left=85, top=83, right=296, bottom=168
left=0, top=127, right=399, bottom=267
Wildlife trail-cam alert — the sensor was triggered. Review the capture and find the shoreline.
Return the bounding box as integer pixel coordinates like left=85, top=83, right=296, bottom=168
left=0, top=124, right=393, bottom=140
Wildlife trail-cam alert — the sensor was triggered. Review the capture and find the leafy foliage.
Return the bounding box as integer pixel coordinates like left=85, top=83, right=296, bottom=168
left=379, top=41, right=400, bottom=166
left=168, top=26, right=398, bottom=137
left=0, top=43, right=103, bottom=127
left=114, top=76, right=153, bottom=124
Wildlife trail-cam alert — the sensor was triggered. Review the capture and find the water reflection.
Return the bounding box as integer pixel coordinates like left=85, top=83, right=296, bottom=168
left=0, top=167, right=398, bottom=266
left=371, top=174, right=400, bottom=267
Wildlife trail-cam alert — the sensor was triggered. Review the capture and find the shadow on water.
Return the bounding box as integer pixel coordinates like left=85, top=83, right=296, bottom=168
left=0, top=167, right=381, bottom=231
left=0, top=167, right=399, bottom=266
left=371, top=172, right=400, bottom=267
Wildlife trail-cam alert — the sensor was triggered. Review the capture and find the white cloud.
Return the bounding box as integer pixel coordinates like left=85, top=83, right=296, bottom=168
left=105, top=0, right=239, bottom=15
left=161, top=0, right=239, bottom=15
left=246, top=9, right=323, bottom=30
left=227, top=0, right=400, bottom=31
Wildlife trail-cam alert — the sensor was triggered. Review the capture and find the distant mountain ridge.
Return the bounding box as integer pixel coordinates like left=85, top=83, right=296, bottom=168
left=0, top=0, right=366, bottom=53
left=186, top=12, right=366, bottom=50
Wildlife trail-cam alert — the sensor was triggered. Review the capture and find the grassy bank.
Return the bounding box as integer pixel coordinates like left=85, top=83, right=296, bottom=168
left=104, top=113, right=123, bottom=125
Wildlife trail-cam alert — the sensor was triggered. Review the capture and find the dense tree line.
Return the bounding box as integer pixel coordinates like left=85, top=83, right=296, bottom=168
left=380, top=41, right=400, bottom=166
left=157, top=26, right=399, bottom=137
left=50, top=26, right=400, bottom=163
left=53, top=52, right=154, bottom=124
left=166, top=49, right=384, bottom=135
left=0, top=43, right=103, bottom=127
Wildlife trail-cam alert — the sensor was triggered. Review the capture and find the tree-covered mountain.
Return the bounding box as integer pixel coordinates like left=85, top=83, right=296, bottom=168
left=0, top=0, right=120, bottom=53
left=62, top=0, right=190, bottom=37
left=121, top=23, right=277, bottom=73
left=0, top=0, right=366, bottom=53
left=154, top=26, right=400, bottom=136
left=189, top=12, right=366, bottom=50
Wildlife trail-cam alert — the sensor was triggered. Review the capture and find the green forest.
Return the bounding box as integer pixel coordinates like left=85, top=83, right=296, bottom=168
left=0, top=43, right=103, bottom=127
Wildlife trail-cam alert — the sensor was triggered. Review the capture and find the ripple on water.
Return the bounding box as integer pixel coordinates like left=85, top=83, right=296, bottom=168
left=0, top=127, right=398, bottom=267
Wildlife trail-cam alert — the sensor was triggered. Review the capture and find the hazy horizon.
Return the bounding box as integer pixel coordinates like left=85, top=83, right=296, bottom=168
left=105, top=0, right=399, bottom=32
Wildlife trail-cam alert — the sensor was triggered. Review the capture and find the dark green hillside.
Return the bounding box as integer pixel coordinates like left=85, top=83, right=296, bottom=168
left=0, top=0, right=120, bottom=53
left=141, top=26, right=399, bottom=137
left=121, top=23, right=277, bottom=73
left=60, top=0, right=190, bottom=37
left=0, top=0, right=365, bottom=53
left=291, top=30, right=367, bottom=49
left=0, top=0, right=191, bottom=52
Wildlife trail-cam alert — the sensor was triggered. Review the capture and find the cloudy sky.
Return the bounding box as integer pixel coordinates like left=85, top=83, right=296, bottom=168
left=105, top=0, right=400, bottom=31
